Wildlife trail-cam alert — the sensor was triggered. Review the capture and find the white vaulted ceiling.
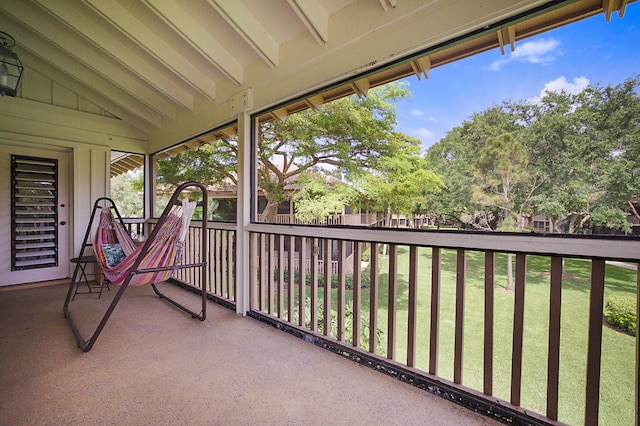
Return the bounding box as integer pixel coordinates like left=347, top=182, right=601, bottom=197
left=0, top=0, right=357, bottom=135
left=0, top=0, right=634, bottom=153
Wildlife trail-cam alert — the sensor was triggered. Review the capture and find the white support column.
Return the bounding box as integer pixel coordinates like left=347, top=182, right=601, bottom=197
left=145, top=153, right=154, bottom=220
left=235, top=111, right=252, bottom=314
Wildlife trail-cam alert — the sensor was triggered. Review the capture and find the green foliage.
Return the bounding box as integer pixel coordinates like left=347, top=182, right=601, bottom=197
left=110, top=169, right=144, bottom=217
left=155, top=82, right=436, bottom=224
left=293, top=297, right=382, bottom=350
left=156, top=141, right=237, bottom=189
left=361, top=247, right=370, bottom=262
left=604, top=295, right=637, bottom=336
left=356, top=132, right=443, bottom=224
left=257, top=82, right=415, bottom=221
left=427, top=75, right=640, bottom=234
left=291, top=173, right=357, bottom=223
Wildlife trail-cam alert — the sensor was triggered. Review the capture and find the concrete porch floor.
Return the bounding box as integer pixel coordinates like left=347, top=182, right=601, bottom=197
left=0, top=282, right=499, bottom=425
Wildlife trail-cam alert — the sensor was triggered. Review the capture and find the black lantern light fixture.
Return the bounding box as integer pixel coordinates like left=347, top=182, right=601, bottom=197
left=0, top=31, right=23, bottom=97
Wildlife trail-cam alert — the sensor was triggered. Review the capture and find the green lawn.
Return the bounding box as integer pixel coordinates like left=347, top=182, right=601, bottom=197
left=291, top=247, right=636, bottom=425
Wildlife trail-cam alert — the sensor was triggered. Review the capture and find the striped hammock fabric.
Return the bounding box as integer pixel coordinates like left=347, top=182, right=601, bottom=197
left=93, top=202, right=196, bottom=286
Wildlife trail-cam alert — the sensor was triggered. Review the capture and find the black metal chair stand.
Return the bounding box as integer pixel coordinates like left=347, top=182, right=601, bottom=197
left=70, top=255, right=111, bottom=300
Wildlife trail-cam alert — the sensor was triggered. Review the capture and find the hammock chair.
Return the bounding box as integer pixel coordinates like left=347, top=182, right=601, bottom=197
left=63, top=181, right=208, bottom=352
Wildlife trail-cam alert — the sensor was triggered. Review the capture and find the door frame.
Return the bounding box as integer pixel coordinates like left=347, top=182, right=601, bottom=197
left=0, top=141, right=72, bottom=286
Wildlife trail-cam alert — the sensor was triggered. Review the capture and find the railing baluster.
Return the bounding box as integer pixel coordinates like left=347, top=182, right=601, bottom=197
left=268, top=234, right=276, bottom=315
left=278, top=235, right=285, bottom=319
left=212, top=228, right=219, bottom=296
left=311, top=238, right=319, bottom=332
left=352, top=241, right=361, bottom=348
left=387, top=244, right=398, bottom=360
left=369, top=242, right=379, bottom=354
left=407, top=245, right=418, bottom=367
left=215, top=228, right=220, bottom=297
left=190, top=227, right=195, bottom=286
left=198, top=227, right=204, bottom=289
left=511, top=253, right=527, bottom=406
left=454, top=249, right=465, bottom=384
left=208, top=228, right=215, bottom=294
left=200, top=227, right=206, bottom=291
left=484, top=251, right=494, bottom=396
left=288, top=235, right=295, bottom=322
left=585, top=259, right=606, bottom=426
left=250, top=232, right=258, bottom=310
left=215, top=229, right=222, bottom=295
left=193, top=227, right=199, bottom=287
left=547, top=256, right=563, bottom=420
left=222, top=231, right=229, bottom=300
left=324, top=239, right=332, bottom=337
left=191, top=227, right=198, bottom=286
left=299, top=237, right=306, bottom=327
left=429, top=247, right=441, bottom=375
left=259, top=231, right=267, bottom=311
left=227, top=231, right=234, bottom=300
left=338, top=240, right=346, bottom=341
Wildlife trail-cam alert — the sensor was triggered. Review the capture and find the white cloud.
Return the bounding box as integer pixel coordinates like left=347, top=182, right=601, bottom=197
left=541, top=76, right=589, bottom=95
left=490, top=38, right=560, bottom=71
left=412, top=127, right=435, bottom=141
left=410, top=109, right=425, bottom=117
left=528, top=76, right=590, bottom=104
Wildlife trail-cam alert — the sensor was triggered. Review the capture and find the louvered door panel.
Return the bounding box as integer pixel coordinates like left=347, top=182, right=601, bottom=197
left=11, top=155, right=59, bottom=270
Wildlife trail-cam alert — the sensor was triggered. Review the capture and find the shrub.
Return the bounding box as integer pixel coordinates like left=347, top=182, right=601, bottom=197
left=361, top=247, right=371, bottom=262
left=604, top=296, right=637, bottom=336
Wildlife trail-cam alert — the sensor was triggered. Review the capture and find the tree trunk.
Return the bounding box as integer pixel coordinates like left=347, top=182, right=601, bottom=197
left=262, top=199, right=281, bottom=223
left=568, top=214, right=577, bottom=234
left=506, top=253, right=514, bottom=291
left=629, top=200, right=640, bottom=221
left=382, top=205, right=392, bottom=256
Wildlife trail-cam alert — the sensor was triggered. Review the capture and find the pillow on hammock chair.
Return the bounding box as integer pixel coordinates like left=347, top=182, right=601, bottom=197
left=102, top=243, right=126, bottom=267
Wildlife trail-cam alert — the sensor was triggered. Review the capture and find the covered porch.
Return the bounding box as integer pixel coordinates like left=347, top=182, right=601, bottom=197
left=1, top=1, right=639, bottom=425
left=0, top=282, right=495, bottom=425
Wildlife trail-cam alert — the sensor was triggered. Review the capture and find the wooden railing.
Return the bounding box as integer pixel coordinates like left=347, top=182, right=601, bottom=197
left=256, top=213, right=385, bottom=227
left=147, top=219, right=237, bottom=305
left=156, top=215, right=639, bottom=424
left=256, top=213, right=346, bottom=225
left=122, top=218, right=146, bottom=239
left=246, top=225, right=640, bottom=426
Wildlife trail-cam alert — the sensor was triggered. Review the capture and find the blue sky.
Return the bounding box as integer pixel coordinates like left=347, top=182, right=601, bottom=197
left=394, top=4, right=640, bottom=151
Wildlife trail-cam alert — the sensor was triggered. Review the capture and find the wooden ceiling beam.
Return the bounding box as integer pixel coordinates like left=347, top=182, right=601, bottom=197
left=304, top=94, right=324, bottom=112
left=208, top=0, right=279, bottom=68
left=84, top=0, right=217, bottom=100
left=411, top=56, right=431, bottom=80
left=350, top=79, right=370, bottom=98
left=143, top=0, right=244, bottom=86
left=379, top=0, right=398, bottom=12
left=33, top=0, right=194, bottom=112
left=287, top=0, right=329, bottom=44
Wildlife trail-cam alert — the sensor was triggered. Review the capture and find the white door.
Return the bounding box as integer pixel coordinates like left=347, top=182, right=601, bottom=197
left=0, top=144, right=70, bottom=286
